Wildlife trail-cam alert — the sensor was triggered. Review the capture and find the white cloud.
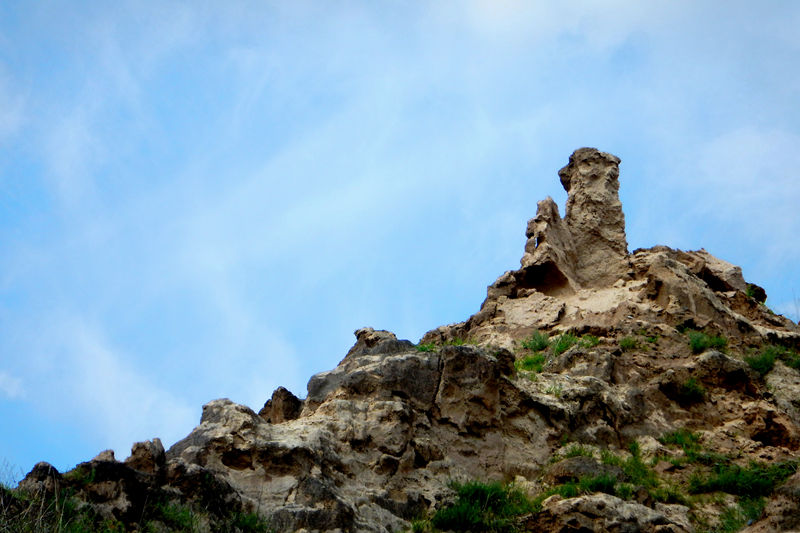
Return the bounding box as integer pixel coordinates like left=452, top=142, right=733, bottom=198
left=43, top=109, right=103, bottom=208
left=0, top=372, right=24, bottom=399
left=0, top=66, right=24, bottom=142
left=30, top=318, right=197, bottom=458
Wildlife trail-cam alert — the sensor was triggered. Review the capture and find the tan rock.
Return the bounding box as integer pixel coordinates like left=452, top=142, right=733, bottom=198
left=259, top=386, right=303, bottom=423
left=559, top=147, right=628, bottom=287
left=530, top=493, right=690, bottom=532
left=124, top=438, right=165, bottom=475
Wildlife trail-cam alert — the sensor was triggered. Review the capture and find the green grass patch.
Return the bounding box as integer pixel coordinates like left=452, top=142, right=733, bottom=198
left=660, top=428, right=701, bottom=450
left=563, top=444, right=594, bottom=459
left=689, top=461, right=798, bottom=497
left=444, top=337, right=476, bottom=346
left=678, top=378, right=706, bottom=403
left=0, top=487, right=125, bottom=533
left=521, top=331, right=550, bottom=352
left=411, top=518, right=430, bottom=532
left=600, top=448, right=623, bottom=467
left=648, top=484, right=690, bottom=506
left=619, top=336, right=638, bottom=351
left=615, top=483, right=635, bottom=500
left=431, top=481, right=533, bottom=533
left=578, top=474, right=617, bottom=495
left=231, top=511, right=272, bottom=533
left=580, top=335, right=601, bottom=348
left=715, top=497, right=765, bottom=533
left=599, top=444, right=658, bottom=488
left=515, top=353, right=546, bottom=373
left=687, top=330, right=728, bottom=354
left=416, top=343, right=437, bottom=352
left=552, top=333, right=579, bottom=356
left=746, top=344, right=800, bottom=374
left=622, top=441, right=658, bottom=488
left=659, top=429, right=729, bottom=466
left=63, top=465, right=96, bottom=486
left=745, top=348, right=776, bottom=377
left=544, top=383, right=563, bottom=397
left=156, top=501, right=197, bottom=531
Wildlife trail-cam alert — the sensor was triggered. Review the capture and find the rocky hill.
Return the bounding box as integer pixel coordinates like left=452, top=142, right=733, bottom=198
left=3, top=148, right=800, bottom=533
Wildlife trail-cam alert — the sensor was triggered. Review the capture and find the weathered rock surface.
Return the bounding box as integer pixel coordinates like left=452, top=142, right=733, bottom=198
left=518, top=148, right=628, bottom=295
left=10, top=148, right=800, bottom=532
left=529, top=493, right=691, bottom=533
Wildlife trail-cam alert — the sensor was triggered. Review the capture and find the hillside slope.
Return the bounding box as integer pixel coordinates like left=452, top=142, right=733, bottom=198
left=4, top=148, right=800, bottom=533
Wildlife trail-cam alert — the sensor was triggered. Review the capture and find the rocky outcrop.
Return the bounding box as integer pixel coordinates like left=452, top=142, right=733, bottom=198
left=423, top=148, right=798, bottom=351
left=9, top=148, right=800, bottom=533
left=558, top=147, right=628, bottom=286
left=519, top=147, right=628, bottom=295
left=259, top=386, right=303, bottom=423
left=531, top=494, right=691, bottom=533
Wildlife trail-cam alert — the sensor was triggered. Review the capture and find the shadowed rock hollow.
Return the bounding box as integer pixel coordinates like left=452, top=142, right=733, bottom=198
left=8, top=149, right=800, bottom=533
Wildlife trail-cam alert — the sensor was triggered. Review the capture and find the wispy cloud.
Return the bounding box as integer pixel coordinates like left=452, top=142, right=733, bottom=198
left=0, top=66, right=24, bottom=143
left=26, top=317, right=197, bottom=458
left=0, top=372, right=24, bottom=399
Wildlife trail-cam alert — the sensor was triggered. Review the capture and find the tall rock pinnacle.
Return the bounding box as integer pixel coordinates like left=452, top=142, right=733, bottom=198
left=521, top=148, right=628, bottom=290
left=559, top=148, right=628, bottom=285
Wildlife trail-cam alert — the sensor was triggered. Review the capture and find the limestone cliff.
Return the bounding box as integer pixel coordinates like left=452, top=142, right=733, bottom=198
left=6, top=149, right=800, bottom=533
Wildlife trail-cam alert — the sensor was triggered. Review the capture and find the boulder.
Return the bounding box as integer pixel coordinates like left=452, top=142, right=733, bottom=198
left=259, top=386, right=303, bottom=423
left=529, top=493, right=690, bottom=532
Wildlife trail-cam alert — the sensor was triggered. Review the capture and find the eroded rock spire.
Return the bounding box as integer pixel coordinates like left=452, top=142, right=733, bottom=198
left=521, top=147, right=628, bottom=290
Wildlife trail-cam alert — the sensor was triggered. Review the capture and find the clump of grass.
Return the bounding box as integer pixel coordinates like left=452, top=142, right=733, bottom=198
left=578, top=473, right=617, bottom=495
left=515, top=353, right=546, bottom=373
left=649, top=484, right=690, bottom=506
left=623, top=441, right=658, bottom=489
left=760, top=344, right=800, bottom=369
left=646, top=335, right=659, bottom=344
left=430, top=481, right=533, bottom=532
left=444, top=337, right=476, bottom=346
left=715, top=497, right=765, bottom=533
left=563, top=444, right=594, bottom=459
left=521, top=331, right=550, bottom=352
left=619, top=336, right=638, bottom=351
left=552, top=333, right=579, bottom=356
left=659, top=428, right=728, bottom=465
left=157, top=501, right=197, bottom=531
left=615, top=483, right=635, bottom=500
left=784, top=350, right=800, bottom=370
left=660, top=428, right=701, bottom=452
left=678, top=377, right=706, bottom=404
left=0, top=487, right=125, bottom=533
left=599, top=443, right=658, bottom=489
left=231, top=511, right=272, bottom=532
left=745, top=348, right=777, bottom=377
left=416, top=343, right=437, bottom=353
left=580, top=335, right=601, bottom=348
left=600, top=449, right=622, bottom=467
left=746, top=344, right=800, bottom=375
left=544, top=383, right=563, bottom=397
left=687, top=330, right=728, bottom=354
left=411, top=518, right=430, bottom=532
left=64, top=464, right=96, bottom=486
left=689, top=460, right=798, bottom=497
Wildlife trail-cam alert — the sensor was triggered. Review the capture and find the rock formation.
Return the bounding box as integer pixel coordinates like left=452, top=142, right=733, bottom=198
left=5, top=148, right=800, bottom=533
left=520, top=147, right=628, bottom=292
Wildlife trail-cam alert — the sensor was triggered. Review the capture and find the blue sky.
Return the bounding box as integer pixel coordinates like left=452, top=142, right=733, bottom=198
left=2, top=1, right=799, bottom=479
